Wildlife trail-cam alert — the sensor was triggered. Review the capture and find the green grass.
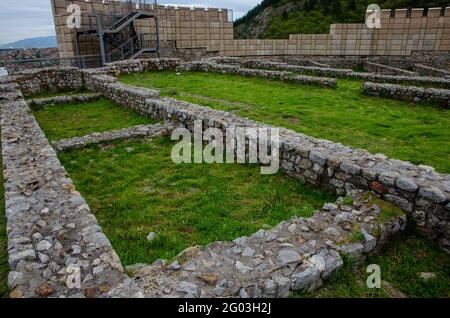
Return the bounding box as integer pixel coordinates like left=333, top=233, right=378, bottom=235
left=31, top=98, right=157, bottom=142
left=297, top=228, right=450, bottom=298
left=0, top=139, right=9, bottom=298
left=120, top=71, right=450, bottom=173
left=58, top=137, right=334, bottom=265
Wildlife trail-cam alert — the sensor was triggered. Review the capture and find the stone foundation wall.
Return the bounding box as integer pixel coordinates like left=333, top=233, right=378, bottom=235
left=185, top=61, right=337, bottom=88
left=413, top=63, right=450, bottom=78
left=237, top=58, right=450, bottom=88
left=132, top=191, right=407, bottom=298
left=362, top=61, right=418, bottom=76
left=0, top=81, right=142, bottom=298
left=80, top=59, right=450, bottom=253
left=363, top=82, right=450, bottom=107
left=5, top=67, right=84, bottom=96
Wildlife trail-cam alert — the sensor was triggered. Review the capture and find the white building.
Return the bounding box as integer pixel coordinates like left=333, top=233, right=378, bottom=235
left=0, top=67, right=8, bottom=76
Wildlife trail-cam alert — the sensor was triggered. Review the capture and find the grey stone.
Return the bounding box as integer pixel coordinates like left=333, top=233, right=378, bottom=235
left=291, top=267, right=321, bottom=291
left=177, top=281, right=198, bottom=296
left=7, top=271, right=23, bottom=289
left=277, top=249, right=301, bottom=266
left=9, top=249, right=36, bottom=266
left=235, top=261, right=253, bottom=274
left=362, top=229, right=377, bottom=253
left=146, top=232, right=157, bottom=241
left=396, top=177, right=418, bottom=192
left=242, top=247, right=255, bottom=257
left=419, top=186, right=447, bottom=203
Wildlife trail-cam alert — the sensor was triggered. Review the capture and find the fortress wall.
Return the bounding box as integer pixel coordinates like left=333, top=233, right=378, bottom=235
left=51, top=1, right=450, bottom=58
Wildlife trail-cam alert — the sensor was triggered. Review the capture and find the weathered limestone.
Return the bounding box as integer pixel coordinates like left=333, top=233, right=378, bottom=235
left=363, top=82, right=450, bottom=108
left=52, top=123, right=174, bottom=152
left=130, top=191, right=407, bottom=298
left=0, top=82, right=143, bottom=298
left=28, top=93, right=102, bottom=108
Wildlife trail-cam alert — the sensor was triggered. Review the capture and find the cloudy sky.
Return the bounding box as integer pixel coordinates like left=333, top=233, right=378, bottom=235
left=0, top=0, right=261, bottom=44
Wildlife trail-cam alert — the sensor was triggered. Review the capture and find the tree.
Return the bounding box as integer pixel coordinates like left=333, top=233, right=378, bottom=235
left=347, top=0, right=357, bottom=11
left=304, top=0, right=311, bottom=11
left=322, top=0, right=330, bottom=16
left=332, top=0, right=342, bottom=17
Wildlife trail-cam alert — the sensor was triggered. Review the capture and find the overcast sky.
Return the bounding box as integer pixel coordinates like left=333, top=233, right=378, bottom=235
left=0, top=0, right=261, bottom=44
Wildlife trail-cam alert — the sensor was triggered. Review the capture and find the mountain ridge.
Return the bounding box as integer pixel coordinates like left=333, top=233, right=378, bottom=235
left=0, top=36, right=57, bottom=49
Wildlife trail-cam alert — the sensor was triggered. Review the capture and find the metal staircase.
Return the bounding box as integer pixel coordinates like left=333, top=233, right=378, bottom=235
left=74, top=1, right=160, bottom=65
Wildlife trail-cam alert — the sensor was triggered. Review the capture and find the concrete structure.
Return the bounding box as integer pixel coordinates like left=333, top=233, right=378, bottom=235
left=51, top=1, right=450, bottom=61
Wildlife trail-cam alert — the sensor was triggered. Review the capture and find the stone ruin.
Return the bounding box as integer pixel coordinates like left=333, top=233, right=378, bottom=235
left=0, top=55, right=449, bottom=298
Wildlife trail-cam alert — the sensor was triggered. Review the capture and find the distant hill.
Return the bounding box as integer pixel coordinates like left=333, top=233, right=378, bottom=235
left=0, top=36, right=57, bottom=49
left=234, top=0, right=450, bottom=39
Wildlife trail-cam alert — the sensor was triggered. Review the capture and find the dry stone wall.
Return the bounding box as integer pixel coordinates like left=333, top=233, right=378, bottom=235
left=53, top=123, right=174, bottom=152
left=413, top=63, right=450, bottom=78
left=5, top=67, right=84, bottom=96
left=238, top=58, right=450, bottom=88
left=362, top=61, right=418, bottom=76
left=131, top=191, right=407, bottom=298
left=29, top=93, right=102, bottom=108
left=363, top=82, right=450, bottom=108
left=184, top=61, right=337, bottom=88
left=0, top=81, right=143, bottom=298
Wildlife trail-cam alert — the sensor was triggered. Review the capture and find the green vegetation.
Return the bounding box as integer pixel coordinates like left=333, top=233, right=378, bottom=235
left=363, top=193, right=406, bottom=224
left=120, top=71, right=450, bottom=173
left=234, top=0, right=450, bottom=39
left=58, top=137, right=334, bottom=265
left=31, top=98, right=156, bottom=142
left=298, top=228, right=450, bottom=298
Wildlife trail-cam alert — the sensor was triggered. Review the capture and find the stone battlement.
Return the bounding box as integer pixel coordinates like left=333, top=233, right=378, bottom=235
left=51, top=1, right=450, bottom=59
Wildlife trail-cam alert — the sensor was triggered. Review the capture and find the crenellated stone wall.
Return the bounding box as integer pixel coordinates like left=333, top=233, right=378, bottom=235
left=51, top=1, right=450, bottom=59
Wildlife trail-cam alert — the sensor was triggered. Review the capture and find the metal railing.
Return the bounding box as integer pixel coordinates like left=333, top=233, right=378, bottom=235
left=0, top=55, right=103, bottom=74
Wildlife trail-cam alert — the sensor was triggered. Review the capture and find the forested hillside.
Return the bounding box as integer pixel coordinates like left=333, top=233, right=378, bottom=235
left=234, top=0, right=450, bottom=39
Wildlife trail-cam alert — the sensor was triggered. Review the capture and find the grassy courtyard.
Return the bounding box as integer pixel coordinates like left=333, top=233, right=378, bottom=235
left=31, top=98, right=157, bottom=142
left=120, top=71, right=450, bottom=173
left=58, top=137, right=334, bottom=265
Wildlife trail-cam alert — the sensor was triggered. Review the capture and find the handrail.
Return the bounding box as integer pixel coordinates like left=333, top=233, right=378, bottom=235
left=109, top=34, right=139, bottom=57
